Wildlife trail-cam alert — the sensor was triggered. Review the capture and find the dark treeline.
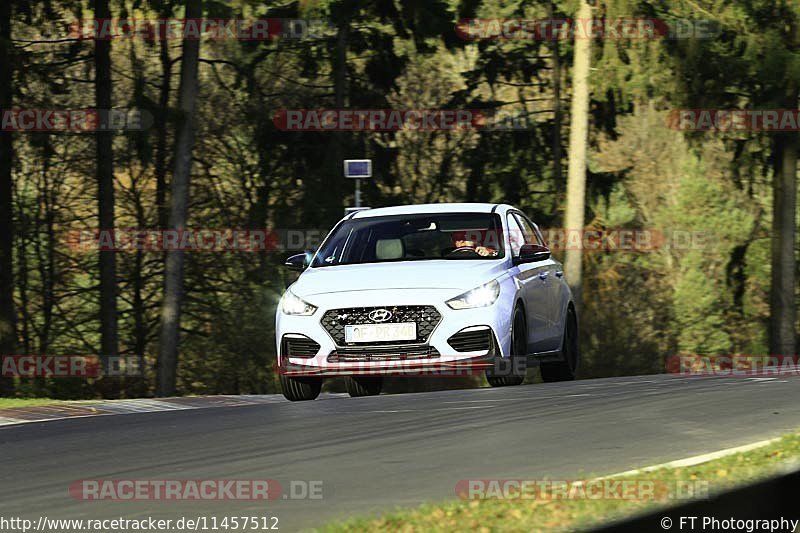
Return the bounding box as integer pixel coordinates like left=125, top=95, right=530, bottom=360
left=0, top=0, right=797, bottom=398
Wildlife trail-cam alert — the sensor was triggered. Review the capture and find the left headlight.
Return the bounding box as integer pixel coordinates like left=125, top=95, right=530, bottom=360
left=280, top=289, right=317, bottom=316
left=446, top=280, right=500, bottom=310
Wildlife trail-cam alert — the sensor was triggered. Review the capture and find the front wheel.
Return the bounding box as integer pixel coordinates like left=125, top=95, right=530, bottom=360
left=280, top=374, right=322, bottom=401
left=541, top=306, right=578, bottom=383
left=487, top=306, right=526, bottom=387
left=345, top=376, right=383, bottom=397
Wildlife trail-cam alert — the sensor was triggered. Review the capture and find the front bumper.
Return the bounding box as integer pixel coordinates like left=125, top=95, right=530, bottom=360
left=275, top=287, right=514, bottom=377
left=279, top=355, right=495, bottom=377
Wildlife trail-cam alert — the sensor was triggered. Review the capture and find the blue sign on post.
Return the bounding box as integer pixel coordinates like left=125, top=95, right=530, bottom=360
left=343, top=159, right=372, bottom=178
left=344, top=159, right=371, bottom=210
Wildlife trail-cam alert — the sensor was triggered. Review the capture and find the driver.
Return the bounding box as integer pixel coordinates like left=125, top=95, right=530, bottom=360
left=452, top=238, right=496, bottom=257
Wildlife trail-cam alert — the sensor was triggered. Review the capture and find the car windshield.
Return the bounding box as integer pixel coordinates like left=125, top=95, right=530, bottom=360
left=311, top=212, right=505, bottom=267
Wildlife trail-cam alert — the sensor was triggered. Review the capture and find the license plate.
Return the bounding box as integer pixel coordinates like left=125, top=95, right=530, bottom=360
left=344, top=322, right=417, bottom=343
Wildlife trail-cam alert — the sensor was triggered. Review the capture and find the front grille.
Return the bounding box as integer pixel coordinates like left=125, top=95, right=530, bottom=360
left=281, top=335, right=320, bottom=358
left=448, top=327, right=493, bottom=353
left=321, top=305, right=442, bottom=346
left=328, top=345, right=440, bottom=363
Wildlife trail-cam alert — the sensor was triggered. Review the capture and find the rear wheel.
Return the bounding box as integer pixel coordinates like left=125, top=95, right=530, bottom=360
left=345, top=376, right=383, bottom=397
left=487, top=306, right=526, bottom=387
left=541, top=306, right=578, bottom=383
left=279, top=374, right=322, bottom=401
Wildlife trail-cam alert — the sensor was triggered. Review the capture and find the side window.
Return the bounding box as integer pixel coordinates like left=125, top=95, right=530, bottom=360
left=513, top=213, right=543, bottom=246
left=506, top=214, right=525, bottom=256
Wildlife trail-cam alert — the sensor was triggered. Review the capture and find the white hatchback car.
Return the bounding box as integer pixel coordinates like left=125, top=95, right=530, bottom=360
left=276, top=203, right=578, bottom=401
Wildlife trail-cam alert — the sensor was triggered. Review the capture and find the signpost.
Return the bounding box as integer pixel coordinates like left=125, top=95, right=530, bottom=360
left=344, top=159, right=371, bottom=212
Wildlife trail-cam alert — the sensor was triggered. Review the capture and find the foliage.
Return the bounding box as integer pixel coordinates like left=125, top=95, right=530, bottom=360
left=1, top=0, right=796, bottom=397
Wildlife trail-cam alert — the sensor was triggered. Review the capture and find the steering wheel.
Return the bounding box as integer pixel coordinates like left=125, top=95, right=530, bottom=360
left=446, top=246, right=481, bottom=258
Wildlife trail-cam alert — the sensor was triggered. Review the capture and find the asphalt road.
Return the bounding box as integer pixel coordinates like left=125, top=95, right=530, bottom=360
left=3, top=374, right=800, bottom=531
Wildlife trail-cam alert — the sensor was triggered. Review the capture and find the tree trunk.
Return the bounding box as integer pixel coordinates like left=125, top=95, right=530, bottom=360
left=156, top=0, right=202, bottom=397
left=155, top=28, right=172, bottom=231
left=150, top=9, right=173, bottom=396
left=0, top=0, right=15, bottom=396
left=563, top=0, right=592, bottom=311
left=94, top=0, right=118, bottom=394
left=131, top=191, right=147, bottom=397
left=323, top=9, right=350, bottom=223
left=549, top=0, right=563, bottom=198
left=38, top=153, right=55, bottom=354
left=769, top=121, right=798, bottom=358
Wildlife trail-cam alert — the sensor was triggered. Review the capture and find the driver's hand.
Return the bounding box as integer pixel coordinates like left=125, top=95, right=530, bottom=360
left=475, top=246, right=495, bottom=256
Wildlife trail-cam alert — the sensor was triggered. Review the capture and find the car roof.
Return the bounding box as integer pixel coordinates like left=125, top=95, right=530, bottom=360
left=349, top=203, right=513, bottom=219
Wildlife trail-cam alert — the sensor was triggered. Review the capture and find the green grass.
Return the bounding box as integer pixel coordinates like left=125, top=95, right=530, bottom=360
left=322, top=431, right=800, bottom=533
left=0, top=398, right=65, bottom=409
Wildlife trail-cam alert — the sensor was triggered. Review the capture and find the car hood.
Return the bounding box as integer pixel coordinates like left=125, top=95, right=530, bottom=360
left=292, top=260, right=508, bottom=297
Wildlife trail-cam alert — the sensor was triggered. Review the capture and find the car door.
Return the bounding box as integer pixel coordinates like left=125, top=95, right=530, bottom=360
left=507, top=213, right=549, bottom=353
left=513, top=212, right=562, bottom=352
left=531, top=220, right=567, bottom=348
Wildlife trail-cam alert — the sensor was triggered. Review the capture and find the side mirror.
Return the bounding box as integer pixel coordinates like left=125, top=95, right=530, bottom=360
left=513, top=243, right=550, bottom=265
left=285, top=252, right=310, bottom=272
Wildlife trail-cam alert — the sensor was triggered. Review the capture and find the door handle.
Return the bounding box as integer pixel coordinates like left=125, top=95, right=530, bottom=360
left=555, top=270, right=563, bottom=278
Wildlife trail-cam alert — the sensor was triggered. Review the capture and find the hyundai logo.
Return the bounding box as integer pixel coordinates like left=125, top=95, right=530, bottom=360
left=368, top=309, right=393, bottom=323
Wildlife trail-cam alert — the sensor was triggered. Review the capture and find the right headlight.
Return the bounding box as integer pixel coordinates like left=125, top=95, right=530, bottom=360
left=280, top=289, right=317, bottom=316
left=446, top=280, right=500, bottom=310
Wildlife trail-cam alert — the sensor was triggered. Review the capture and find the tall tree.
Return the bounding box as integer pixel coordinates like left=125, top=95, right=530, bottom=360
left=157, top=0, right=202, bottom=396
left=563, top=0, right=593, bottom=310
left=151, top=0, right=175, bottom=231
left=768, top=1, right=799, bottom=360
left=549, top=0, right=563, bottom=196
left=94, top=0, right=118, bottom=390
left=329, top=1, right=351, bottom=220
left=0, top=0, right=14, bottom=396
left=663, top=0, right=798, bottom=358
left=769, top=106, right=798, bottom=359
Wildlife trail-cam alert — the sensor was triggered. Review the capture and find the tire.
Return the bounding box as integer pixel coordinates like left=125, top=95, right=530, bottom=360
left=541, top=306, right=578, bottom=383
left=279, top=374, right=322, bottom=401
left=345, top=376, right=383, bottom=397
left=487, top=306, right=527, bottom=387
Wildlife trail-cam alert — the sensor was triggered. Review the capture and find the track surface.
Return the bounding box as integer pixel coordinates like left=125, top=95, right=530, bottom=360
left=3, top=374, right=800, bottom=531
